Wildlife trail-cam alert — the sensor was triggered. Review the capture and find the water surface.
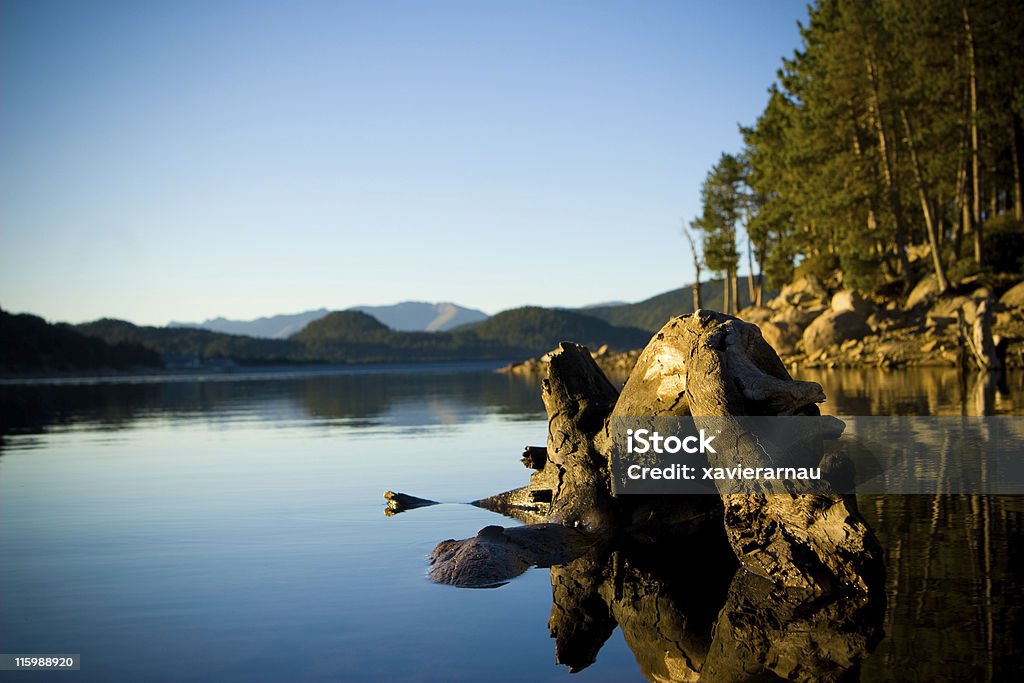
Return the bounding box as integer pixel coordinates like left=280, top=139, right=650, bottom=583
left=1, top=364, right=1021, bottom=681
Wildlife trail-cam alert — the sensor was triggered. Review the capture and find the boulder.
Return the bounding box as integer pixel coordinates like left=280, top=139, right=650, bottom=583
left=1000, top=280, right=1024, bottom=308
left=737, top=305, right=773, bottom=326
left=927, top=296, right=976, bottom=328
left=771, top=304, right=829, bottom=328
left=759, top=321, right=800, bottom=356
left=831, top=290, right=871, bottom=316
left=905, top=275, right=938, bottom=309
left=769, top=276, right=828, bottom=310
left=802, top=310, right=871, bottom=357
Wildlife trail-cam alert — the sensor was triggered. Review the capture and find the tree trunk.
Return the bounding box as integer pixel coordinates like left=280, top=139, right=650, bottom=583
left=746, top=239, right=756, bottom=304
left=755, top=247, right=765, bottom=308
left=900, top=107, right=950, bottom=293
left=1013, top=114, right=1024, bottom=221
left=682, top=226, right=703, bottom=311
left=964, top=6, right=983, bottom=263
left=731, top=269, right=740, bottom=313
left=865, top=55, right=912, bottom=291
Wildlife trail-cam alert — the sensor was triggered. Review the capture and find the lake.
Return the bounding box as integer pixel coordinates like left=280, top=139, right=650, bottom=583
left=1, top=363, right=1022, bottom=681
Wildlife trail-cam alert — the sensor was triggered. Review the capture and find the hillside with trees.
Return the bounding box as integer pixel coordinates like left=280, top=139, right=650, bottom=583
left=55, top=307, right=651, bottom=370
left=461, top=306, right=652, bottom=350
left=688, top=0, right=1023, bottom=302
left=581, top=278, right=761, bottom=332
left=1, top=309, right=162, bottom=374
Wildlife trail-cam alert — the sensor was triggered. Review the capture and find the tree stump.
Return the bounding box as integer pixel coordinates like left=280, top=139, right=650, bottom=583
left=427, top=310, right=883, bottom=596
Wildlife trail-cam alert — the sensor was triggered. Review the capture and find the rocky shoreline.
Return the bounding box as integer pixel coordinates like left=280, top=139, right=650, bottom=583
left=500, top=275, right=1024, bottom=376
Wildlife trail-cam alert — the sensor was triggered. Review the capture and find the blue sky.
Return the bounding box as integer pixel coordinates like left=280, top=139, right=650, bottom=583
left=0, top=0, right=808, bottom=325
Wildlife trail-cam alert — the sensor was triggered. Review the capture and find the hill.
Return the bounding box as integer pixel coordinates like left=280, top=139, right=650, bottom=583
left=1, top=309, right=162, bottom=373
left=583, top=279, right=761, bottom=332
left=289, top=311, right=513, bottom=362
left=459, top=306, right=652, bottom=352
left=76, top=319, right=305, bottom=365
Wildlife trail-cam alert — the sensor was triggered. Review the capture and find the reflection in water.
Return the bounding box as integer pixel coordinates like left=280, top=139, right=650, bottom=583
left=546, top=528, right=880, bottom=682
left=0, top=364, right=545, bottom=441
left=535, top=492, right=1021, bottom=681
left=800, top=367, right=1022, bottom=416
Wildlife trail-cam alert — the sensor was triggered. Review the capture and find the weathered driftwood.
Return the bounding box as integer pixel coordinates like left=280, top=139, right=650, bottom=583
left=383, top=491, right=439, bottom=516
left=408, top=310, right=881, bottom=595
left=400, top=309, right=886, bottom=677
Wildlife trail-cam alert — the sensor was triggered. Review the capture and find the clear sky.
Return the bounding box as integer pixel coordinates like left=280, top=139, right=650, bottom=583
left=0, top=0, right=809, bottom=326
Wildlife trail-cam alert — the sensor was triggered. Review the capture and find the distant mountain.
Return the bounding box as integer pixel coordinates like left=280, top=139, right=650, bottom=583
left=11, top=283, right=769, bottom=375
left=349, top=302, right=488, bottom=332
left=581, top=278, right=767, bottom=332
left=458, top=306, right=652, bottom=352
left=169, top=302, right=488, bottom=337
left=578, top=300, right=628, bottom=309
left=1, top=309, right=162, bottom=373
left=169, top=309, right=330, bottom=339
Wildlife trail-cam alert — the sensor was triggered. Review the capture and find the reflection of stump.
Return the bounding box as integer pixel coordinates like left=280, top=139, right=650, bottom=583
left=548, top=538, right=882, bottom=681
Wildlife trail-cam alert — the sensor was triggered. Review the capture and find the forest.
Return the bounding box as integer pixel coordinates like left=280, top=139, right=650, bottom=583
left=689, top=0, right=1024, bottom=313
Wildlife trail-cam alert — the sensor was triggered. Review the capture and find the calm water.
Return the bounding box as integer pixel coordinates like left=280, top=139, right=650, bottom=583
left=1, top=364, right=1022, bottom=682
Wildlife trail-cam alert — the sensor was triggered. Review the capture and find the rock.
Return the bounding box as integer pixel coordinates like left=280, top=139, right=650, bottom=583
left=970, top=286, right=992, bottom=301
left=760, top=321, right=800, bottom=356
left=831, top=290, right=870, bottom=316
left=969, top=300, right=1001, bottom=370
left=427, top=524, right=594, bottom=588
left=769, top=276, right=828, bottom=310
left=1000, top=280, right=1024, bottom=308
left=802, top=310, right=871, bottom=357
left=737, top=305, right=773, bottom=325
left=927, top=295, right=976, bottom=327
left=771, top=304, right=829, bottom=328
left=905, top=274, right=939, bottom=309
left=866, top=311, right=889, bottom=332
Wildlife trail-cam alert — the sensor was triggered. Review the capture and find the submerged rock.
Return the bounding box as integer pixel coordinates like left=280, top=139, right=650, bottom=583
left=427, top=523, right=594, bottom=588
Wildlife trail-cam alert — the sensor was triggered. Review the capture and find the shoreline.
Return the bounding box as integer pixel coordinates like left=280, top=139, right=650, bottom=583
left=0, top=359, right=512, bottom=386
